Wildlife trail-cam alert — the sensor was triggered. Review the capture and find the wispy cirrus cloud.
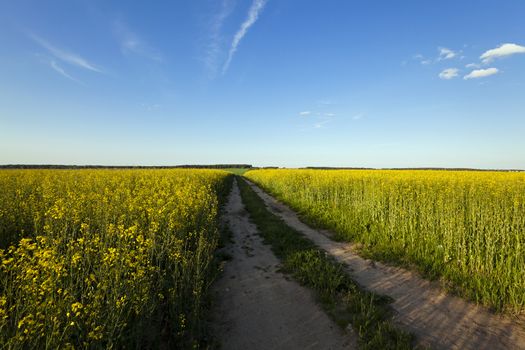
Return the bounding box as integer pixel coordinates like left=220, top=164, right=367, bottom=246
left=222, top=0, right=268, bottom=74
left=141, top=103, right=162, bottom=111
left=464, top=68, right=499, bottom=79
left=480, top=43, right=525, bottom=63
left=203, top=0, right=236, bottom=77
left=466, top=63, right=481, bottom=69
left=413, top=54, right=432, bottom=65
left=314, top=119, right=331, bottom=129
left=317, top=99, right=334, bottom=106
left=49, top=60, right=83, bottom=84
left=299, top=111, right=336, bottom=117
left=113, top=20, right=163, bottom=62
left=300, top=108, right=362, bottom=130
left=30, top=34, right=102, bottom=73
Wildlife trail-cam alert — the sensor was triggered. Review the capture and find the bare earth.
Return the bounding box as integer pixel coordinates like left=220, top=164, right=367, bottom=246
left=246, top=179, right=525, bottom=350
left=211, top=180, right=356, bottom=350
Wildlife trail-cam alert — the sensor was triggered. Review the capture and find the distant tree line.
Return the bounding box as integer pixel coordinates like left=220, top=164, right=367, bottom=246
left=0, top=164, right=253, bottom=170
left=305, top=167, right=374, bottom=170
left=1, top=165, right=521, bottom=172
left=305, top=167, right=523, bottom=172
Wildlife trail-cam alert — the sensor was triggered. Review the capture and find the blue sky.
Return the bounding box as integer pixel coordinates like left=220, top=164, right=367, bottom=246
left=1, top=0, right=524, bottom=168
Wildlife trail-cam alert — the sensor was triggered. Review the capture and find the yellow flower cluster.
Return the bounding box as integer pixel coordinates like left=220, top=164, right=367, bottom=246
left=0, top=169, right=231, bottom=348
left=246, top=169, right=525, bottom=313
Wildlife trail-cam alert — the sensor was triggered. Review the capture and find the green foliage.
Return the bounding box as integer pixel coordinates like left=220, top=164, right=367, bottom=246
left=221, top=168, right=251, bottom=175
left=237, top=178, right=413, bottom=349
left=246, top=169, right=525, bottom=314
left=0, top=169, right=232, bottom=349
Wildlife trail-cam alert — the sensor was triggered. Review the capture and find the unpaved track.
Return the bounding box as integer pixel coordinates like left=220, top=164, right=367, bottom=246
left=246, top=179, right=525, bottom=350
left=211, top=180, right=356, bottom=350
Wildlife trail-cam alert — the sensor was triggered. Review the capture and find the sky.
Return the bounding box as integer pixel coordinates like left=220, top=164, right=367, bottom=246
left=1, top=0, right=524, bottom=169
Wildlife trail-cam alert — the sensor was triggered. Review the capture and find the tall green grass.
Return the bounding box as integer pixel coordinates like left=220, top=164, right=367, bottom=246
left=245, top=169, right=525, bottom=313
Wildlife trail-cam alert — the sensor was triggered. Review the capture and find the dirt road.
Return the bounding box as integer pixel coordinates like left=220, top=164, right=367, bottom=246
left=246, top=180, right=525, bottom=350
left=211, top=180, right=356, bottom=350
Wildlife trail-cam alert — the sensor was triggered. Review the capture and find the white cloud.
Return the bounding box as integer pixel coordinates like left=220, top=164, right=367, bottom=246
left=203, top=0, right=235, bottom=76
left=438, top=47, right=456, bottom=60
left=141, top=103, right=162, bottom=111
left=414, top=47, right=457, bottom=65
left=31, top=34, right=101, bottom=72
left=324, top=113, right=336, bottom=117
left=464, top=67, right=499, bottom=80
left=314, top=119, right=331, bottom=129
left=413, top=54, right=432, bottom=65
left=49, top=60, right=83, bottom=84
left=466, top=63, right=480, bottom=69
left=439, top=68, right=459, bottom=80
left=480, top=43, right=525, bottom=63
left=113, top=20, right=163, bottom=62
left=222, top=0, right=268, bottom=74
left=299, top=111, right=311, bottom=116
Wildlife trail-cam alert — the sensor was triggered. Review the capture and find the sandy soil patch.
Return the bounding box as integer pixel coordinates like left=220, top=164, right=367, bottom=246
left=211, top=180, right=356, bottom=349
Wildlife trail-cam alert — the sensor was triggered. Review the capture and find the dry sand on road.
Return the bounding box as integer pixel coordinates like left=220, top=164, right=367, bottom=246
left=210, top=180, right=356, bottom=350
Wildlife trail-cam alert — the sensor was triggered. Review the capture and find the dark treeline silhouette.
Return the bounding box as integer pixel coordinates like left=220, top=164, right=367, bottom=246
left=305, top=167, right=524, bottom=172
left=0, top=164, right=253, bottom=170
left=1, top=165, right=522, bottom=172
left=305, top=167, right=374, bottom=170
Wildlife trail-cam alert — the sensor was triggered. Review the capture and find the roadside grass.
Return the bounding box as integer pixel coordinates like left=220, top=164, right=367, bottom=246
left=237, top=177, right=415, bottom=350
left=221, top=168, right=251, bottom=175
left=202, top=176, right=235, bottom=348
left=202, top=222, right=234, bottom=349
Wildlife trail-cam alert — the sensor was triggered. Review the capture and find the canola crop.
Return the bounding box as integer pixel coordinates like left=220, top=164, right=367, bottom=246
left=0, top=169, right=231, bottom=348
left=245, top=169, right=525, bottom=313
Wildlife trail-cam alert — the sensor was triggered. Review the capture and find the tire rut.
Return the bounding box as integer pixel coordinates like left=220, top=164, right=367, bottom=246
left=211, top=180, right=356, bottom=349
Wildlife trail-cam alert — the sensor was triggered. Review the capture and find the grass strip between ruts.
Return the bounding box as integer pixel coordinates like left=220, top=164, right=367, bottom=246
left=237, top=177, right=416, bottom=350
